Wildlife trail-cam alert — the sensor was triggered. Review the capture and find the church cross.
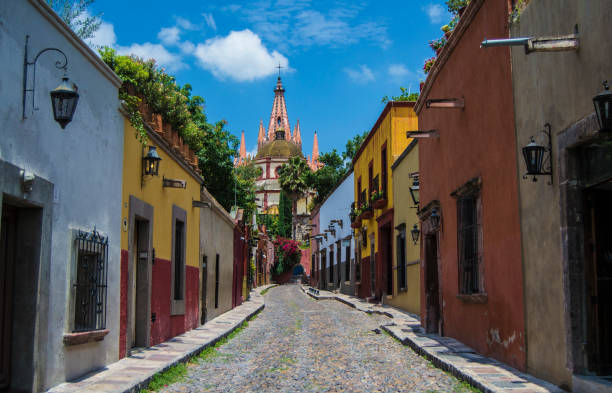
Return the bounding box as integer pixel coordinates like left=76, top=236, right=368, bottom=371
left=276, top=63, right=286, bottom=77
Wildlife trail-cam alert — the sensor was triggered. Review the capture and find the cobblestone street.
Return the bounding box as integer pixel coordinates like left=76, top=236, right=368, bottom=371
left=160, top=285, right=470, bottom=393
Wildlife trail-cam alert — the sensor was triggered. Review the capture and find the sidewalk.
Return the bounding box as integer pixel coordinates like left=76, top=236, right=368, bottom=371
left=302, top=286, right=565, bottom=393
left=48, top=285, right=275, bottom=393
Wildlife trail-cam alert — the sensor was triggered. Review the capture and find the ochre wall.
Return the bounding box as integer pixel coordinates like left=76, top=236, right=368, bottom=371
left=389, top=144, right=420, bottom=315
left=417, top=0, right=525, bottom=370
left=119, top=118, right=201, bottom=357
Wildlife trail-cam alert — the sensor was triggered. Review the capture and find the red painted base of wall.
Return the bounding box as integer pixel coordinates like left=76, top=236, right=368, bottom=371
left=119, top=251, right=199, bottom=359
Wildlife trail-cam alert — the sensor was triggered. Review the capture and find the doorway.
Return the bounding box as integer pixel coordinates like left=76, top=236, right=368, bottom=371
left=370, top=234, right=376, bottom=298
left=425, top=234, right=441, bottom=334
left=380, top=225, right=393, bottom=297
left=201, top=255, right=207, bottom=325
left=0, top=205, right=16, bottom=389
left=129, top=219, right=151, bottom=350
left=584, top=186, right=612, bottom=375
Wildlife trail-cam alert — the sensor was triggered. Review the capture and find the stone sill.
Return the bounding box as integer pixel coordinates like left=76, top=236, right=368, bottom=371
left=456, top=293, right=488, bottom=304
left=64, top=329, right=109, bottom=346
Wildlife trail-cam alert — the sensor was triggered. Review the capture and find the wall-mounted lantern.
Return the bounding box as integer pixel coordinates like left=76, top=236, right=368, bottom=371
left=143, top=146, right=162, bottom=176
left=430, top=208, right=440, bottom=231
left=330, top=219, right=343, bottom=229
left=593, top=80, right=612, bottom=132
left=410, top=224, right=420, bottom=245
left=409, top=172, right=420, bottom=207
left=360, top=226, right=368, bottom=247
left=22, top=35, right=79, bottom=129
left=521, top=123, right=552, bottom=183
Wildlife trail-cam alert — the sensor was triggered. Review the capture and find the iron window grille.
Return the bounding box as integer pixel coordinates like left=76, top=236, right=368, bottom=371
left=457, top=196, right=482, bottom=294
left=396, top=229, right=407, bottom=291
left=73, top=228, right=108, bottom=332
left=345, top=244, right=351, bottom=281
left=174, top=220, right=185, bottom=300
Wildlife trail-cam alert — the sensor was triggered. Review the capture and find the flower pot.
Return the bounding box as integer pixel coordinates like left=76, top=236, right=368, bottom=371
left=373, top=198, right=387, bottom=209
left=420, top=82, right=425, bottom=91
left=360, top=210, right=373, bottom=220
left=444, top=30, right=452, bottom=39
left=458, top=6, right=466, bottom=17
left=351, top=220, right=361, bottom=229
left=436, top=47, right=442, bottom=56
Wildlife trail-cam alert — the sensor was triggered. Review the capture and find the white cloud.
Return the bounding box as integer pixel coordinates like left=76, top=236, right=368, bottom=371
left=232, top=2, right=390, bottom=51
left=175, top=16, right=196, bottom=30
left=345, top=65, right=375, bottom=83
left=202, top=13, right=217, bottom=30
left=87, top=19, right=117, bottom=48
left=179, top=41, right=196, bottom=54
left=388, top=64, right=410, bottom=77
left=248, top=145, right=258, bottom=158
left=158, top=26, right=181, bottom=45
left=194, top=29, right=289, bottom=82
left=117, top=43, right=186, bottom=71
left=423, top=4, right=445, bottom=24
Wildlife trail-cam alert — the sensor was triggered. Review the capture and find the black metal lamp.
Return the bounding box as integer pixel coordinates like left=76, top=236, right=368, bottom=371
left=594, top=80, right=612, bottom=132
left=50, top=77, right=79, bottom=129
left=410, top=224, right=420, bottom=245
left=521, top=123, right=552, bottom=183
left=143, top=146, right=162, bottom=176
left=430, top=208, right=440, bottom=230
left=409, top=174, right=420, bottom=206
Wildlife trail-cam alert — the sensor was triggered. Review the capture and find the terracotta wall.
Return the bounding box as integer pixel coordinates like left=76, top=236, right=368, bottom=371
left=417, top=0, right=525, bottom=370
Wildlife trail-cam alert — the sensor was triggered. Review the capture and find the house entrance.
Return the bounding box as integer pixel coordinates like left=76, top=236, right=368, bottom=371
left=584, top=185, right=612, bottom=375
left=425, top=234, right=441, bottom=334
left=379, top=225, right=392, bottom=297
left=0, top=205, right=16, bottom=389
left=129, top=218, right=151, bottom=350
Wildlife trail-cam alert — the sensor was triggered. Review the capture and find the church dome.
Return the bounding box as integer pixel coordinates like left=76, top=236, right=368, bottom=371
left=256, top=139, right=303, bottom=159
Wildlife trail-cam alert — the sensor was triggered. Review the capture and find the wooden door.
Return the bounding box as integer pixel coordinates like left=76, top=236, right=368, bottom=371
left=201, top=255, right=207, bottom=325
left=586, top=189, right=612, bottom=375
left=425, top=234, right=440, bottom=334
left=0, top=205, right=16, bottom=389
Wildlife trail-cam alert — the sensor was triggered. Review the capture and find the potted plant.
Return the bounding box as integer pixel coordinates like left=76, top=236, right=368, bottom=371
left=423, top=57, right=436, bottom=74
left=441, top=24, right=452, bottom=39
left=350, top=207, right=362, bottom=228
left=429, top=38, right=447, bottom=55
left=359, top=202, right=373, bottom=220
left=371, top=190, right=387, bottom=209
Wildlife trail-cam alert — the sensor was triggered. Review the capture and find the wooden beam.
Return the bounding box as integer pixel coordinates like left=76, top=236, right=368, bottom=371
left=406, top=130, right=440, bottom=138
left=526, top=34, right=579, bottom=53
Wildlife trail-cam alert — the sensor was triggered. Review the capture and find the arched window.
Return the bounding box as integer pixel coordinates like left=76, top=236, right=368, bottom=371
left=277, top=117, right=281, bottom=127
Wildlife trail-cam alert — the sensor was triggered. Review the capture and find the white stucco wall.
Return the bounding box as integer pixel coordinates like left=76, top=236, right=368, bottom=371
left=199, top=190, right=235, bottom=322
left=0, top=0, right=123, bottom=390
left=318, top=172, right=355, bottom=269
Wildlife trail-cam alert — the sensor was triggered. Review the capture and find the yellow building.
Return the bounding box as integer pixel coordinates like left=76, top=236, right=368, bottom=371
left=119, top=108, right=203, bottom=358
left=389, top=141, right=420, bottom=314
left=352, top=101, right=417, bottom=301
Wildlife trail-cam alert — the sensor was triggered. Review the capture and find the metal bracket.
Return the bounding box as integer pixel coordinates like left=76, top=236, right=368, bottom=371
left=481, top=25, right=579, bottom=55
left=163, top=176, right=186, bottom=188
left=22, top=35, right=69, bottom=119
left=406, top=130, right=440, bottom=138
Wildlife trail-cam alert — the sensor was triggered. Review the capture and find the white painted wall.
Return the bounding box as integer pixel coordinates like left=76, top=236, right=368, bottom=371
left=0, top=0, right=123, bottom=389
left=318, top=172, right=355, bottom=268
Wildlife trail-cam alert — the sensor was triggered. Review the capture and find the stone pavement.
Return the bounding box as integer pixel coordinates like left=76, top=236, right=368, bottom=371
left=47, top=285, right=274, bottom=393
left=303, top=286, right=566, bottom=393
left=160, top=284, right=465, bottom=393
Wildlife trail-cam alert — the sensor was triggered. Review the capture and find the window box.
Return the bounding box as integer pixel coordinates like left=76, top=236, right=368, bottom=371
left=351, top=218, right=362, bottom=229
left=373, top=198, right=387, bottom=209
left=63, top=329, right=109, bottom=346
left=360, top=209, right=373, bottom=220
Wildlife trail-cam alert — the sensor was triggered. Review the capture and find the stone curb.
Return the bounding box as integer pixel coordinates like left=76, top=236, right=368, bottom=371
left=48, top=285, right=275, bottom=393
left=301, top=286, right=565, bottom=393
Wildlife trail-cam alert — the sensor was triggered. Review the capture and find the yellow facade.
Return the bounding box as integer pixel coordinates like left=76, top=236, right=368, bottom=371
left=120, top=118, right=201, bottom=268
left=352, top=102, right=418, bottom=258
left=389, top=142, right=420, bottom=314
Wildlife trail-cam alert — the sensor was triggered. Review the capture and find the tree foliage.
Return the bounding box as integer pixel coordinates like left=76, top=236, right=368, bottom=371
left=277, top=157, right=311, bottom=199
left=276, top=191, right=293, bottom=238
left=234, top=160, right=261, bottom=221
left=381, top=87, right=419, bottom=104
left=342, top=130, right=369, bottom=165
left=307, top=149, right=347, bottom=205
left=99, top=47, right=248, bottom=212
left=446, top=0, right=470, bottom=14
left=47, top=0, right=101, bottom=40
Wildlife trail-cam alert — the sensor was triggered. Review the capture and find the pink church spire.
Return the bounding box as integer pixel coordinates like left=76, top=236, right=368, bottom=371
left=236, top=130, right=246, bottom=166
left=268, top=76, right=291, bottom=141
left=293, top=120, right=302, bottom=148
left=258, top=120, right=266, bottom=149
left=310, top=131, right=322, bottom=171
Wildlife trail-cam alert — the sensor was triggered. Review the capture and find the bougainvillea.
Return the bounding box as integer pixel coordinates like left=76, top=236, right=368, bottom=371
left=272, top=237, right=302, bottom=275
left=423, top=57, right=436, bottom=74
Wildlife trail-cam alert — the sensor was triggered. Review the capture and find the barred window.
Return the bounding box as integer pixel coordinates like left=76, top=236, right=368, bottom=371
left=457, top=195, right=482, bottom=294
left=73, top=229, right=108, bottom=332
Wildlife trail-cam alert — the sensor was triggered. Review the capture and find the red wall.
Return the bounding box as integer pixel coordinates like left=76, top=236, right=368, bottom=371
left=119, top=252, right=199, bottom=358
left=418, top=0, right=525, bottom=370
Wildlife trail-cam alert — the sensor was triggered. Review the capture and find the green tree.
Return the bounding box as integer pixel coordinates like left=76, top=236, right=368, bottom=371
left=278, top=156, right=312, bottom=239
left=343, top=131, right=369, bottom=165
left=381, top=87, right=419, bottom=104
left=307, top=149, right=347, bottom=205
left=47, top=0, right=102, bottom=40
left=446, top=0, right=470, bottom=14
left=276, top=191, right=293, bottom=238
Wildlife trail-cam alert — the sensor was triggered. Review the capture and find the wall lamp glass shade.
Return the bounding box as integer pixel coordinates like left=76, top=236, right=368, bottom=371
left=594, top=81, right=612, bottom=132
left=430, top=208, right=441, bottom=230
left=409, top=178, right=420, bottom=206
left=522, top=138, right=546, bottom=175
left=50, top=77, right=79, bottom=129
left=410, top=224, right=420, bottom=244
left=143, top=146, right=162, bottom=176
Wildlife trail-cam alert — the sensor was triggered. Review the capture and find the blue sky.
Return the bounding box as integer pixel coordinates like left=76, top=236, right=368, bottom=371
left=88, top=0, right=452, bottom=158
